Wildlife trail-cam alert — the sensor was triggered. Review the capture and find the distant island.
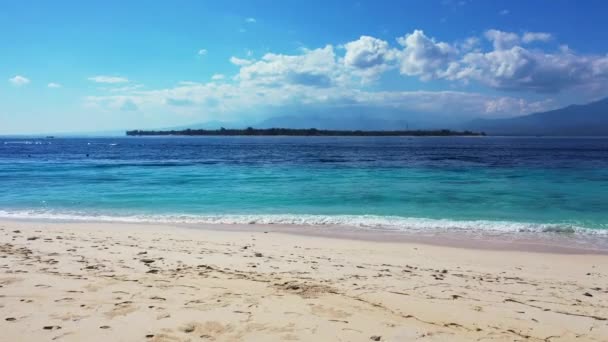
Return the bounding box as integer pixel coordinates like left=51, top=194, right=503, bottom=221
left=126, top=127, right=485, bottom=137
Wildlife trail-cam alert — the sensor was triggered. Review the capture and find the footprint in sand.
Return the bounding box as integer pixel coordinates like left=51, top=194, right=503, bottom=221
left=0, top=277, right=23, bottom=286
left=43, top=325, right=62, bottom=330
left=309, top=303, right=352, bottom=320
left=147, top=333, right=181, bottom=341
left=50, top=312, right=90, bottom=322
left=105, top=301, right=138, bottom=318
left=178, top=321, right=232, bottom=338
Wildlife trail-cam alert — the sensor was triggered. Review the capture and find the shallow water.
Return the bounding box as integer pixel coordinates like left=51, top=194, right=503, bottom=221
left=1, top=136, right=607, bottom=236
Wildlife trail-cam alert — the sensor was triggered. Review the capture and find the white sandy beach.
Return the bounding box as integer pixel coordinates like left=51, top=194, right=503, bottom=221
left=0, top=219, right=606, bottom=341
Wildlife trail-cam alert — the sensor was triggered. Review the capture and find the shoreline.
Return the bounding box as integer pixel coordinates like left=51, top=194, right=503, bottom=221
left=2, top=217, right=608, bottom=255
left=180, top=221, right=608, bottom=255
left=0, top=219, right=606, bottom=341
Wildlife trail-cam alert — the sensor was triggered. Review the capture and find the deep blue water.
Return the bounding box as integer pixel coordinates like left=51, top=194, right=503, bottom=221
left=1, top=136, right=607, bottom=235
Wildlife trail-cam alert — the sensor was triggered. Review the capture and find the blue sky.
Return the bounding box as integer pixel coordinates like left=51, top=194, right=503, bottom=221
left=2, top=0, right=608, bottom=133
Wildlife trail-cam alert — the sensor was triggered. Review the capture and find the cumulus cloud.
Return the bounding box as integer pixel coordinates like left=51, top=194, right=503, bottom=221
left=449, top=45, right=608, bottom=92
left=88, top=75, right=129, bottom=83
left=396, top=30, right=456, bottom=80
left=343, top=36, right=397, bottom=79
left=484, top=29, right=519, bottom=50
left=85, top=46, right=556, bottom=121
left=101, top=29, right=608, bottom=97
left=84, top=27, right=608, bottom=124
left=459, top=37, right=480, bottom=52
left=9, top=75, right=30, bottom=86
left=342, top=36, right=398, bottom=82
left=381, top=28, right=608, bottom=93
left=47, top=82, right=61, bottom=88
left=236, top=45, right=342, bottom=87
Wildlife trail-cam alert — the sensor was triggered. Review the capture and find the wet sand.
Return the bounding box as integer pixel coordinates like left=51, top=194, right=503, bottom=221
left=0, top=219, right=606, bottom=341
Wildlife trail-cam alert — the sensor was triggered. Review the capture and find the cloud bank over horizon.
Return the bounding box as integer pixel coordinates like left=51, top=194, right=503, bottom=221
left=82, top=28, right=608, bottom=129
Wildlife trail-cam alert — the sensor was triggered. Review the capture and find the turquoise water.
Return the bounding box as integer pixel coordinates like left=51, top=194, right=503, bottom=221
left=1, top=136, right=608, bottom=235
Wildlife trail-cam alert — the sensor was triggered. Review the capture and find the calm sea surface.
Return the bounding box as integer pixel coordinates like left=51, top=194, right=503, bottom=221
left=1, top=136, right=607, bottom=236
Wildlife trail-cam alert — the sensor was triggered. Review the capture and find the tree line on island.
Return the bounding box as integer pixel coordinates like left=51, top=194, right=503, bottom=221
left=126, top=127, right=486, bottom=137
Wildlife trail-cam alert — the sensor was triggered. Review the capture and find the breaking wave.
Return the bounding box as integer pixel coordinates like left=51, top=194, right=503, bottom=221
left=0, top=209, right=605, bottom=236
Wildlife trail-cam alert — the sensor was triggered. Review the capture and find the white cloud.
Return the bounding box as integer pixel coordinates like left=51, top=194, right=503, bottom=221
left=484, top=29, right=519, bottom=50
left=484, top=30, right=551, bottom=48
left=85, top=78, right=555, bottom=123
left=236, top=45, right=342, bottom=87
left=198, top=49, right=208, bottom=56
left=84, top=27, right=608, bottom=124
left=84, top=95, right=140, bottom=112
left=483, top=97, right=554, bottom=115
left=390, top=29, right=607, bottom=93
left=343, top=36, right=397, bottom=79
left=9, top=75, right=30, bottom=86
left=245, top=17, right=256, bottom=23
left=88, top=75, right=129, bottom=83
left=449, top=44, right=608, bottom=92
left=397, top=30, right=456, bottom=81
left=344, top=36, right=393, bottom=68
left=522, top=32, right=552, bottom=44
left=85, top=42, right=557, bottom=122
left=47, top=82, right=61, bottom=88
left=459, top=37, right=480, bottom=52
left=230, top=56, right=253, bottom=66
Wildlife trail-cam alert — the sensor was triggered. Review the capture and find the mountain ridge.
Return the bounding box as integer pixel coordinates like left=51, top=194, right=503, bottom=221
left=466, top=97, right=608, bottom=136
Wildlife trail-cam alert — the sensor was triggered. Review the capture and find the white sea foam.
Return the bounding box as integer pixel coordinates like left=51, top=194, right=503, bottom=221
left=3, top=141, right=47, bottom=145
left=0, top=209, right=605, bottom=236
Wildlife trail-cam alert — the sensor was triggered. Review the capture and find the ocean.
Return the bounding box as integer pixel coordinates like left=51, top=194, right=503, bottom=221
left=1, top=136, right=608, bottom=237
